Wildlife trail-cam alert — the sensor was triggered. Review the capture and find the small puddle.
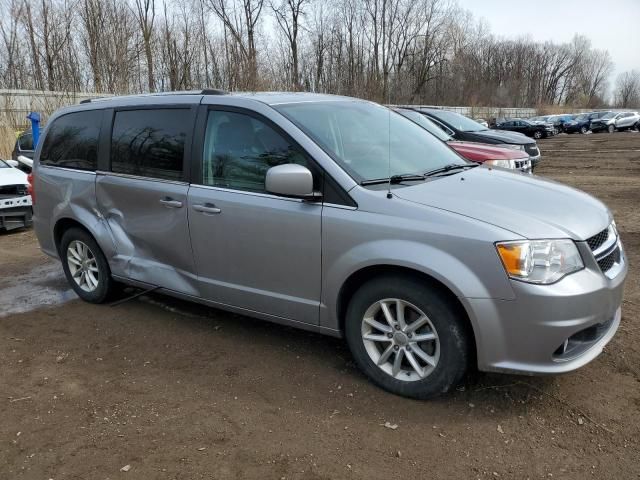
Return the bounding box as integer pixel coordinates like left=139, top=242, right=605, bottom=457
left=0, top=262, right=77, bottom=317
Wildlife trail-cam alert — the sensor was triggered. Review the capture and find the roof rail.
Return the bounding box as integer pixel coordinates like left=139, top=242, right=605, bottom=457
left=201, top=88, right=227, bottom=95
left=79, top=98, right=92, bottom=104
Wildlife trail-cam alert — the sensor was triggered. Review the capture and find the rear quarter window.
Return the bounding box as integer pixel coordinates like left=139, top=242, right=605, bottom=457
left=40, top=110, right=102, bottom=171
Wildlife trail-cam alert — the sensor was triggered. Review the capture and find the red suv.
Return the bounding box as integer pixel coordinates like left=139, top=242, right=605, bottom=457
left=396, top=108, right=532, bottom=173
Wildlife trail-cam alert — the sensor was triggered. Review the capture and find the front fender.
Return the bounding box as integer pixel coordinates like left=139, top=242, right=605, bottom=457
left=320, top=234, right=516, bottom=332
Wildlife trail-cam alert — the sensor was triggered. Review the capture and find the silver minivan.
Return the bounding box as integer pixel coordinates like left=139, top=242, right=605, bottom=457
left=32, top=91, right=627, bottom=399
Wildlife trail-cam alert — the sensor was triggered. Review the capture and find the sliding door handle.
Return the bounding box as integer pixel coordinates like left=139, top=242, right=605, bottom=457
left=159, top=198, right=183, bottom=208
left=193, top=203, right=222, bottom=214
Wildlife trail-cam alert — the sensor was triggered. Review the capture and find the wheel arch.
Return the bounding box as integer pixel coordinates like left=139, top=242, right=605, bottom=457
left=53, top=216, right=116, bottom=262
left=54, top=217, right=90, bottom=252
left=336, top=264, right=477, bottom=366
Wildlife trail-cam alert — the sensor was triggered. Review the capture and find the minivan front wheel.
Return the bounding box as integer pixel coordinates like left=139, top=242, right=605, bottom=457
left=60, top=228, right=115, bottom=303
left=345, top=276, right=469, bottom=399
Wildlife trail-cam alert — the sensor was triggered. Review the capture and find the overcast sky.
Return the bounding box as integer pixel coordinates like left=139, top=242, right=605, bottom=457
left=458, top=0, right=640, bottom=86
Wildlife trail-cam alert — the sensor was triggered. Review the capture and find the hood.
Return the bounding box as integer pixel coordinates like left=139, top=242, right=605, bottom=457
left=0, top=166, right=28, bottom=187
left=394, top=167, right=611, bottom=240
left=467, top=129, right=534, bottom=145
left=448, top=141, right=528, bottom=162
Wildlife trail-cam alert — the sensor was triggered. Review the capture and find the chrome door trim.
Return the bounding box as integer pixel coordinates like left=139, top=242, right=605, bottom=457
left=96, top=170, right=189, bottom=186
left=189, top=183, right=322, bottom=205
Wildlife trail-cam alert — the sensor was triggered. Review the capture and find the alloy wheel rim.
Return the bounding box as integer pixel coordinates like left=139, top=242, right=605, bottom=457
left=67, top=240, right=99, bottom=292
left=361, top=298, right=440, bottom=382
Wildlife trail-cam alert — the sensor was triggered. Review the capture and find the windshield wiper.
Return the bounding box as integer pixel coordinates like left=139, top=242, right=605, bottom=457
left=424, top=163, right=478, bottom=177
left=360, top=173, right=428, bottom=186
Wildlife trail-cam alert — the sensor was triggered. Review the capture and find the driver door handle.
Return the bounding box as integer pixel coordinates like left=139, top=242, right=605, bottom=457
left=193, top=203, right=222, bottom=214
left=159, top=198, right=183, bottom=208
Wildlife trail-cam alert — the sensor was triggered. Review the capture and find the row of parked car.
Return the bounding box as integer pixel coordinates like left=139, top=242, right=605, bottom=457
left=487, top=111, right=640, bottom=138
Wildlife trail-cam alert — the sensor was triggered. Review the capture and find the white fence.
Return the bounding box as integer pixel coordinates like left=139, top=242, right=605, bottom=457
left=0, top=89, right=626, bottom=130
left=0, top=89, right=108, bottom=129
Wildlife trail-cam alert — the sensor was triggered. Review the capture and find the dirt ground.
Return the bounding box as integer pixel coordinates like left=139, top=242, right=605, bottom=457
left=1, top=132, right=639, bottom=479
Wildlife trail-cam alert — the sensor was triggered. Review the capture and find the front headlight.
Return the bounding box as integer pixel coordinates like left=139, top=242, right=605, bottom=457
left=496, top=239, right=584, bottom=284
left=485, top=159, right=515, bottom=169
left=502, top=144, right=525, bottom=151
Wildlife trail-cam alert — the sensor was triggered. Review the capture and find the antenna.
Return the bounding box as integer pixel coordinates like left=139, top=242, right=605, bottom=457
left=386, top=85, right=392, bottom=199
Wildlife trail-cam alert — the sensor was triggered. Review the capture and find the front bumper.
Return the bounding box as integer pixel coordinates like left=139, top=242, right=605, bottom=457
left=465, top=241, right=627, bottom=375
left=0, top=206, right=33, bottom=230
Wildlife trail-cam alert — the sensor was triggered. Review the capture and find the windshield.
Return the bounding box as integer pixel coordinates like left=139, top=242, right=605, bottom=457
left=395, top=109, right=452, bottom=142
left=531, top=116, right=549, bottom=121
left=575, top=115, right=588, bottom=121
left=426, top=110, right=487, bottom=132
left=601, top=112, right=616, bottom=119
left=275, top=101, right=467, bottom=182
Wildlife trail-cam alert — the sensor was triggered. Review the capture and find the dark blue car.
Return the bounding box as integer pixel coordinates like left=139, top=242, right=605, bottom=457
left=563, top=112, right=611, bottom=134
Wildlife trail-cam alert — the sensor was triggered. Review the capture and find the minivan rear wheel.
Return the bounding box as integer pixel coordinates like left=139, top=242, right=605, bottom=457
left=60, top=228, right=115, bottom=303
left=344, top=276, right=470, bottom=399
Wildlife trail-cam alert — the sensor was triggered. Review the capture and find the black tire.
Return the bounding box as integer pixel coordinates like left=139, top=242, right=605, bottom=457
left=344, top=275, right=470, bottom=399
left=580, top=125, right=588, bottom=134
left=59, top=227, right=115, bottom=303
left=608, top=124, right=615, bottom=134
left=533, top=130, right=543, bottom=139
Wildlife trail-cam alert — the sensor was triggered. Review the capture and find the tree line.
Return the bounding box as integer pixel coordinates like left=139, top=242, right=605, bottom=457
left=0, top=0, right=638, bottom=108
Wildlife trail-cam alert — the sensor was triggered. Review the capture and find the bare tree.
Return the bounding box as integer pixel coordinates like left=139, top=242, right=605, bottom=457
left=614, top=70, right=640, bottom=108
left=270, top=0, right=307, bottom=90
left=133, top=0, right=156, bottom=91
left=0, top=0, right=625, bottom=111
left=205, top=0, right=264, bottom=89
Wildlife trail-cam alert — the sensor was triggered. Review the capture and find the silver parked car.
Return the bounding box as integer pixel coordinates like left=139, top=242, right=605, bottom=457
left=31, top=91, right=627, bottom=399
left=591, top=111, right=640, bottom=133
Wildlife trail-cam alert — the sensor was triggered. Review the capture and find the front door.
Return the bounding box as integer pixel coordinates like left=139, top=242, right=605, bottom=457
left=188, top=108, right=322, bottom=324
left=96, top=107, right=198, bottom=295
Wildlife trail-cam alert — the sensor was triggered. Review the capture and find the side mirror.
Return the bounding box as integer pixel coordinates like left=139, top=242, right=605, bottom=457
left=265, top=163, right=320, bottom=199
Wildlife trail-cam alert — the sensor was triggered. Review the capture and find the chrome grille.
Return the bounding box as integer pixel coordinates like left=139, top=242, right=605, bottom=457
left=586, top=224, right=620, bottom=276
left=586, top=228, right=609, bottom=251
left=597, top=248, right=620, bottom=273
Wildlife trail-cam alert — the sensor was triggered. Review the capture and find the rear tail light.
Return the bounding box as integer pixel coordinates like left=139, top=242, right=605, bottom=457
left=27, top=172, right=35, bottom=204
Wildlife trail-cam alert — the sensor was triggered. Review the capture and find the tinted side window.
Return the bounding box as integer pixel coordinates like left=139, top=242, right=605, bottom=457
left=18, top=133, right=34, bottom=151
left=202, top=110, right=310, bottom=192
left=40, top=111, right=101, bottom=170
left=111, top=109, right=189, bottom=181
